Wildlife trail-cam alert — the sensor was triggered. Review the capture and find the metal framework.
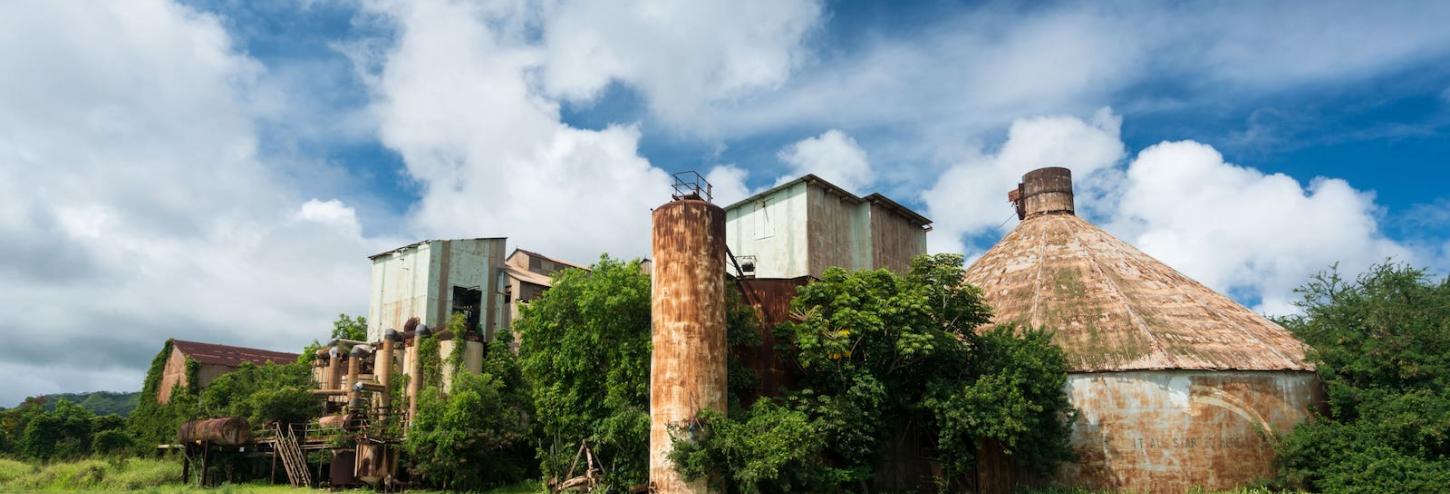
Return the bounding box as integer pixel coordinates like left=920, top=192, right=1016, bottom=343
left=670, top=171, right=713, bottom=202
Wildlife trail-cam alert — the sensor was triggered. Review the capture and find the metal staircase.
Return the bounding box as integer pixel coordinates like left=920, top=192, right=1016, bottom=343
left=273, top=423, right=313, bottom=487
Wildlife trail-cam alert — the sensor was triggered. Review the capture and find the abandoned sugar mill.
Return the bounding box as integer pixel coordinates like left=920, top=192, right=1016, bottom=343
left=165, top=168, right=1320, bottom=493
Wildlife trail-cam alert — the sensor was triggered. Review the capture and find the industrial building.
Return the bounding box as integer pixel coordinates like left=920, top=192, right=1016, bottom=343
left=156, top=340, right=300, bottom=404
left=723, top=174, right=931, bottom=279
left=365, top=238, right=507, bottom=343
left=499, top=248, right=586, bottom=343
left=962, top=167, right=1320, bottom=492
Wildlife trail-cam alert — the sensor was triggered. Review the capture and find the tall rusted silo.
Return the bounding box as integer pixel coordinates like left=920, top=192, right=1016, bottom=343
left=650, top=195, right=727, bottom=494
left=965, top=167, right=1321, bottom=492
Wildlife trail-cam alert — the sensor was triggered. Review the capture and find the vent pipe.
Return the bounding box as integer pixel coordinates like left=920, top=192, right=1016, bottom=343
left=1011, top=167, right=1075, bottom=219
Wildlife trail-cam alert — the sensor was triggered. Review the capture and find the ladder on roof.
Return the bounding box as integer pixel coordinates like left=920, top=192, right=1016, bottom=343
left=273, top=423, right=313, bottom=487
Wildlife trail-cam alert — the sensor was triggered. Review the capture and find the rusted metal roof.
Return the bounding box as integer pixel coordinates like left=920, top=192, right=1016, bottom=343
left=505, top=248, right=588, bottom=271
left=963, top=213, right=1311, bottom=372
left=171, top=339, right=300, bottom=368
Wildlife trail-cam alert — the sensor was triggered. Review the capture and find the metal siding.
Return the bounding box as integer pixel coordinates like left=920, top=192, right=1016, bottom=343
left=869, top=203, right=927, bottom=274
left=366, top=239, right=508, bottom=343
left=722, top=183, right=809, bottom=278
left=736, top=277, right=812, bottom=403
left=806, top=185, right=858, bottom=277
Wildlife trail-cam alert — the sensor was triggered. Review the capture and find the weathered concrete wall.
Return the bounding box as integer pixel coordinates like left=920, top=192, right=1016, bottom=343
left=1055, top=370, right=1321, bottom=492
left=157, top=346, right=188, bottom=404
left=651, top=199, right=727, bottom=494
left=368, top=243, right=433, bottom=342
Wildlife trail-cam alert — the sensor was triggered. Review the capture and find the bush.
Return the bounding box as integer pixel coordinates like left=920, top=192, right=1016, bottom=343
left=1275, top=263, right=1450, bottom=493
left=92, top=429, right=135, bottom=455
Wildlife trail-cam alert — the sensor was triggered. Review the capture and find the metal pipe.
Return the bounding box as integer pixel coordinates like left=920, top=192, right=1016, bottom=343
left=407, top=325, right=431, bottom=425
left=325, top=346, right=342, bottom=391
left=379, top=329, right=398, bottom=413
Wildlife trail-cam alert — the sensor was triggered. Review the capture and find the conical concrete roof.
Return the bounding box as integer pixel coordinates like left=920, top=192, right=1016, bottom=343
left=964, top=170, right=1311, bottom=372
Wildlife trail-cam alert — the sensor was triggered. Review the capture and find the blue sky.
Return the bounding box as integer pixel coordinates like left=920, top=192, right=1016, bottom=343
left=1, top=0, right=1448, bottom=403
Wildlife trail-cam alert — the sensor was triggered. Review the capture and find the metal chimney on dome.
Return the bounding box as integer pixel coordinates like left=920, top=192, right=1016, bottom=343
left=1009, top=167, right=1075, bottom=220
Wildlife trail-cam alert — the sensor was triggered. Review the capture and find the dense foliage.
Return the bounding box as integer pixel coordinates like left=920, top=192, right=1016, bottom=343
left=516, top=257, right=652, bottom=490
left=34, top=392, right=140, bottom=416
left=406, top=333, right=536, bottom=490
left=332, top=313, right=369, bottom=341
left=670, top=254, right=1076, bottom=492
left=1275, top=263, right=1450, bottom=493
left=124, top=340, right=194, bottom=451
left=196, top=360, right=318, bottom=426
left=0, top=399, right=129, bottom=459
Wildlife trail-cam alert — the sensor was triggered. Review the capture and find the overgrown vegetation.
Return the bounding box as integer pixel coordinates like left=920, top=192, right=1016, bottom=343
left=1273, top=263, right=1450, bottom=493
left=669, top=254, right=1076, bottom=492
left=516, top=257, right=654, bottom=490
left=331, top=313, right=369, bottom=341
left=0, top=399, right=130, bottom=460
left=405, top=316, right=536, bottom=491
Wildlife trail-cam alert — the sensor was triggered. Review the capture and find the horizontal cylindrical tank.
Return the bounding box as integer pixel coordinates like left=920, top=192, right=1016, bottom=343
left=178, top=417, right=251, bottom=445
left=650, top=198, right=727, bottom=494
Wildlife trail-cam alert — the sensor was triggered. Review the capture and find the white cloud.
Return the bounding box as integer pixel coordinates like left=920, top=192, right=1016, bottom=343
left=927, top=109, right=1413, bottom=315
left=923, top=108, right=1125, bottom=253
left=0, top=0, right=387, bottom=404
left=1109, top=141, right=1410, bottom=314
left=705, top=165, right=752, bottom=206
left=540, top=0, right=823, bottom=127
left=776, top=130, right=874, bottom=192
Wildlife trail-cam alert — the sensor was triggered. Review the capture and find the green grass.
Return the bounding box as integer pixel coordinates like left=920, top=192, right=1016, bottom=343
left=0, top=457, right=546, bottom=493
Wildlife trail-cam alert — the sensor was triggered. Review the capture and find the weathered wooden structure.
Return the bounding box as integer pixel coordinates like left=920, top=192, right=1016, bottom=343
left=649, top=181, right=728, bottom=494
left=963, top=167, right=1321, bottom=492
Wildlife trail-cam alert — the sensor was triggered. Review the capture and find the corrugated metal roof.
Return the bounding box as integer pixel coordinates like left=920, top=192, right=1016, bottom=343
left=963, top=213, right=1311, bottom=372
left=721, top=174, right=933, bottom=227
left=502, top=264, right=553, bottom=287
left=171, top=339, right=300, bottom=368
left=367, top=237, right=508, bottom=259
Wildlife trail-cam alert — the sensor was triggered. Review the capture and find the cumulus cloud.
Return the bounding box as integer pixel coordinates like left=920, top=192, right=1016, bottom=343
left=1109, top=141, right=1410, bottom=313
left=927, top=109, right=1413, bottom=315
left=540, top=0, right=823, bottom=127
left=776, top=130, right=874, bottom=192
left=362, top=0, right=819, bottom=260
left=705, top=165, right=752, bottom=206
left=923, top=108, right=1125, bottom=253
left=0, top=0, right=386, bottom=404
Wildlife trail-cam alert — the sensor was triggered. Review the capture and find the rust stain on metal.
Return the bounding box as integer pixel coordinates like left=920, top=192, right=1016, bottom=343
left=650, top=198, right=727, bottom=494
left=178, top=416, right=252, bottom=445
left=736, top=277, right=811, bottom=403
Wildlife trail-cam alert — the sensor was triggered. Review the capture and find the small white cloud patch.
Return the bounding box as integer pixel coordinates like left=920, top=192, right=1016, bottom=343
left=777, top=129, right=875, bottom=193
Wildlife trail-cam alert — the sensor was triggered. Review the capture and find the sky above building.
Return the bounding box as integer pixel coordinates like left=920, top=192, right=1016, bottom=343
left=2, top=0, right=1448, bottom=405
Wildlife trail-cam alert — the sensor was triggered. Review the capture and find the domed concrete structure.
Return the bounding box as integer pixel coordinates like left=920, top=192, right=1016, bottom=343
left=964, top=167, right=1321, bottom=492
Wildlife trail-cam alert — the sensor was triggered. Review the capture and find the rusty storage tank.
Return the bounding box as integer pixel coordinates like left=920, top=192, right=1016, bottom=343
left=650, top=194, right=727, bottom=494
left=963, top=167, right=1321, bottom=493
left=178, top=417, right=252, bottom=446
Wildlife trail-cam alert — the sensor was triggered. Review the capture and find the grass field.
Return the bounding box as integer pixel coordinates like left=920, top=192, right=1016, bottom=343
left=0, top=457, right=545, bottom=494
left=1, top=457, right=1297, bottom=493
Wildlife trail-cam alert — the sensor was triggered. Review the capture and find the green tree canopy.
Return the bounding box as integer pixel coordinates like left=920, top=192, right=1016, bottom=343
left=1276, top=263, right=1450, bottom=493
left=331, top=314, right=368, bottom=341
left=672, top=254, right=1075, bottom=492
left=516, top=256, right=652, bottom=490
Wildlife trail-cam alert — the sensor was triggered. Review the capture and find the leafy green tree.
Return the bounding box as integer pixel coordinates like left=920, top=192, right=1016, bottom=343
left=1276, top=263, right=1450, bottom=493
left=671, top=254, right=1075, bottom=491
left=332, top=314, right=368, bottom=341
left=198, top=360, right=318, bottom=426
left=517, top=256, right=652, bottom=490
left=92, top=429, right=135, bottom=455
left=405, top=336, right=535, bottom=490
left=22, top=400, right=96, bottom=460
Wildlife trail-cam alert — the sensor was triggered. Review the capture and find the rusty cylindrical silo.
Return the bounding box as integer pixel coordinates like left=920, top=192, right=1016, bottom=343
left=650, top=197, right=727, bottom=494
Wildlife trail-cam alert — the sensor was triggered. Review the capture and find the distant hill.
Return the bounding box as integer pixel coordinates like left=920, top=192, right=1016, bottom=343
left=35, top=391, right=140, bottom=416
